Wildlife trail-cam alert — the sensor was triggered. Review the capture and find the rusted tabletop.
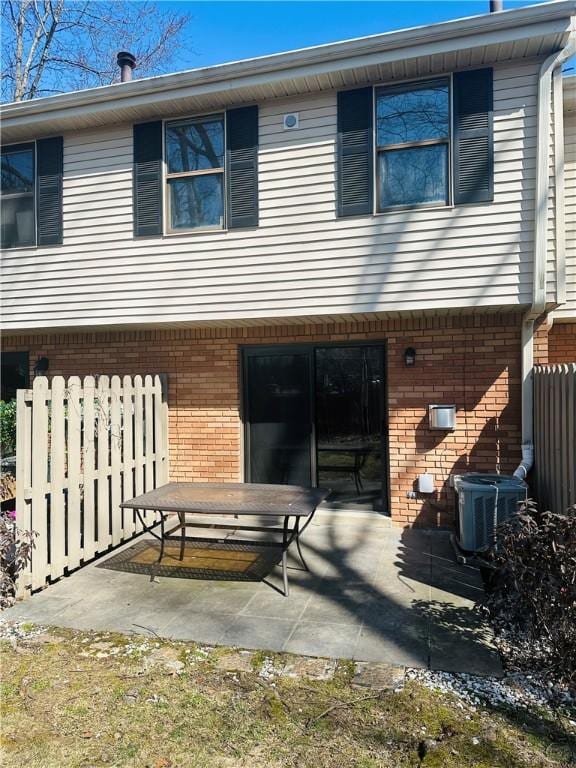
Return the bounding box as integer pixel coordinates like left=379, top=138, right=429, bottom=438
left=120, top=482, right=329, bottom=517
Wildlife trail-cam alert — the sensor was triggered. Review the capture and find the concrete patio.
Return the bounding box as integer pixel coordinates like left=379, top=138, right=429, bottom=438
left=3, top=513, right=501, bottom=675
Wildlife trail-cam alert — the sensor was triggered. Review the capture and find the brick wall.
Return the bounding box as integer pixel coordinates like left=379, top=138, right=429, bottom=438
left=548, top=323, right=576, bottom=364
left=533, top=315, right=551, bottom=365
left=3, top=312, right=523, bottom=528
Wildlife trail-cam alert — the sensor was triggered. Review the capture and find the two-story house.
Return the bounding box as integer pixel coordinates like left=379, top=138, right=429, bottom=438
left=2, top=1, right=575, bottom=527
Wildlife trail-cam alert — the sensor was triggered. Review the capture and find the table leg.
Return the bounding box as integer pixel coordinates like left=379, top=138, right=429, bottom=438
left=135, top=509, right=165, bottom=567
left=297, top=508, right=316, bottom=539
left=282, top=515, right=291, bottom=597
left=179, top=512, right=186, bottom=561
left=294, top=517, right=310, bottom=572
left=158, top=512, right=166, bottom=563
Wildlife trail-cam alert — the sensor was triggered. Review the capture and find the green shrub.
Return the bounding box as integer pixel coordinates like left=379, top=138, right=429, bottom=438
left=0, top=400, right=17, bottom=456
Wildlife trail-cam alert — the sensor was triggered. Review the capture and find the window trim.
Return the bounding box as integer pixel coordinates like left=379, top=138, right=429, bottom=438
left=373, top=75, right=452, bottom=214
left=163, top=112, right=228, bottom=236
left=0, top=140, right=37, bottom=251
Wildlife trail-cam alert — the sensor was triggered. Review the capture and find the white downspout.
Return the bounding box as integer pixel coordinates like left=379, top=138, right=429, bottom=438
left=553, top=67, right=567, bottom=308
left=515, top=319, right=535, bottom=479
left=514, top=32, right=575, bottom=481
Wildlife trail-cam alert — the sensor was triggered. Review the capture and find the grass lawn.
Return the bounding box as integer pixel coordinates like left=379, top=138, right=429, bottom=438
left=1, top=626, right=574, bottom=768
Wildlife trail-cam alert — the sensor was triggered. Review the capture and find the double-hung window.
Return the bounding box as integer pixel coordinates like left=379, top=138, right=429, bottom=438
left=1, top=143, right=36, bottom=249
left=375, top=78, right=450, bottom=210
left=165, top=115, right=225, bottom=232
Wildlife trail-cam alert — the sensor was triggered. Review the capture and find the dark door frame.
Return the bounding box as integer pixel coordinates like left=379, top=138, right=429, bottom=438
left=240, top=339, right=390, bottom=515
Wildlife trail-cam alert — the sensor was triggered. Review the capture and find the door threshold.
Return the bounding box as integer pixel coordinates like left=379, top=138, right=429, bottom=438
left=317, top=503, right=391, bottom=520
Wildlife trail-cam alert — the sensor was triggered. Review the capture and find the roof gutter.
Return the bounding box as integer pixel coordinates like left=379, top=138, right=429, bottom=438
left=515, top=29, right=575, bottom=479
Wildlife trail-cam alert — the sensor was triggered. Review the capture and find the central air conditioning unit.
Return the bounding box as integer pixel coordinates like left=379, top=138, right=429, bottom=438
left=452, top=473, right=527, bottom=561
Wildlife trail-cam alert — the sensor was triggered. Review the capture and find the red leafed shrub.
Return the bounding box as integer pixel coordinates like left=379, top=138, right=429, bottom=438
left=486, top=500, right=576, bottom=686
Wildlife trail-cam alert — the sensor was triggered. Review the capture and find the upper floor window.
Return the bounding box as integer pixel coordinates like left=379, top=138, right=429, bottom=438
left=165, top=115, right=225, bottom=232
left=1, top=143, right=36, bottom=249
left=134, top=107, right=258, bottom=237
left=337, top=69, right=492, bottom=219
left=375, top=79, right=450, bottom=210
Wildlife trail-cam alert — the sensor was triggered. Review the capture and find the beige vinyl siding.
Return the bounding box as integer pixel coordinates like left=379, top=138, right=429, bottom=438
left=1, top=60, right=542, bottom=330
left=555, top=108, right=576, bottom=320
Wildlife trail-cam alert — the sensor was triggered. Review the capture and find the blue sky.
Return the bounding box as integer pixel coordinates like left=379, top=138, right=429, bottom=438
left=163, top=1, right=546, bottom=69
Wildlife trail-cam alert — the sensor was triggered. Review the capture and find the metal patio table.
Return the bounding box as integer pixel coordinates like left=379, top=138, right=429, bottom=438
left=120, top=482, right=329, bottom=596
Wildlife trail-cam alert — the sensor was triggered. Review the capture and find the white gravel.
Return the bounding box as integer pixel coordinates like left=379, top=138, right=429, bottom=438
left=0, top=619, right=47, bottom=646
left=406, top=667, right=576, bottom=726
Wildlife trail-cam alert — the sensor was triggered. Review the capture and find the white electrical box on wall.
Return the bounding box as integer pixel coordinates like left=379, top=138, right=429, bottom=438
left=429, top=404, right=457, bottom=431
left=418, top=473, right=435, bottom=493
left=283, top=113, right=299, bottom=130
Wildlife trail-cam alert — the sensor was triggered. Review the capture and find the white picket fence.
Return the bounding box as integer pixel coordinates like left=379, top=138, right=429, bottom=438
left=16, top=374, right=169, bottom=595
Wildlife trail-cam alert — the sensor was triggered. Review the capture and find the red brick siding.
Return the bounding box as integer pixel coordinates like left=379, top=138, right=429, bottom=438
left=3, top=313, right=523, bottom=528
left=548, top=324, right=576, bottom=364
left=533, top=315, right=551, bottom=365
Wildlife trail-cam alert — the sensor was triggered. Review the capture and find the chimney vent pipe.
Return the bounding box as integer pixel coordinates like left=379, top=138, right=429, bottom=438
left=117, top=51, right=136, bottom=82
left=490, top=1, right=503, bottom=11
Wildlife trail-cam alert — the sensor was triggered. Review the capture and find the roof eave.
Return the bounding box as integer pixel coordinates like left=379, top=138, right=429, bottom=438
left=1, top=0, right=575, bottom=134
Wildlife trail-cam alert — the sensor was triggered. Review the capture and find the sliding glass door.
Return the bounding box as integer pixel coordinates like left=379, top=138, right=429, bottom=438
left=315, top=346, right=385, bottom=510
left=243, top=347, right=313, bottom=486
left=242, top=342, right=387, bottom=512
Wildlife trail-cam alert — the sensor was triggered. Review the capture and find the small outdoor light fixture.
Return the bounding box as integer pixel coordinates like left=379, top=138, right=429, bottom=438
left=404, top=347, right=416, bottom=367
left=429, top=404, right=457, bottom=431
left=33, top=356, right=49, bottom=375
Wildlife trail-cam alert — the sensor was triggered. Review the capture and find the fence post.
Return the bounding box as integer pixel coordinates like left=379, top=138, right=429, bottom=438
left=122, top=375, right=135, bottom=537
left=144, top=375, right=154, bottom=506
left=50, top=376, right=67, bottom=578
left=15, top=387, right=32, bottom=598
left=158, top=373, right=170, bottom=484
left=30, top=377, right=50, bottom=591
left=83, top=376, right=97, bottom=561
left=67, top=377, right=82, bottom=570
left=96, top=375, right=111, bottom=552
left=133, top=375, right=144, bottom=532
left=110, top=376, right=122, bottom=544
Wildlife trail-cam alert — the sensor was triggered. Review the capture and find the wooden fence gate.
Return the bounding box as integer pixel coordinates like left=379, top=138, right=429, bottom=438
left=16, top=374, right=169, bottom=595
left=533, top=364, right=576, bottom=514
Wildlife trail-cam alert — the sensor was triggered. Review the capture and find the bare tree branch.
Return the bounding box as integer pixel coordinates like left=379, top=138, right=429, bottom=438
left=13, top=0, right=28, bottom=100
left=20, top=0, right=60, bottom=101
left=2, top=1, right=193, bottom=102
left=26, top=0, right=65, bottom=99
left=31, top=1, right=48, bottom=36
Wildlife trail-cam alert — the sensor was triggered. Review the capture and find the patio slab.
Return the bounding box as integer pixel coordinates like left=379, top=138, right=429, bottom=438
left=2, top=513, right=502, bottom=675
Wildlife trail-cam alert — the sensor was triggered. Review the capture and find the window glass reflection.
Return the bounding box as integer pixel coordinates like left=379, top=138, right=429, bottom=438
left=378, top=144, right=448, bottom=208
left=376, top=83, right=449, bottom=145
left=169, top=175, right=224, bottom=230
left=166, top=119, right=224, bottom=173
